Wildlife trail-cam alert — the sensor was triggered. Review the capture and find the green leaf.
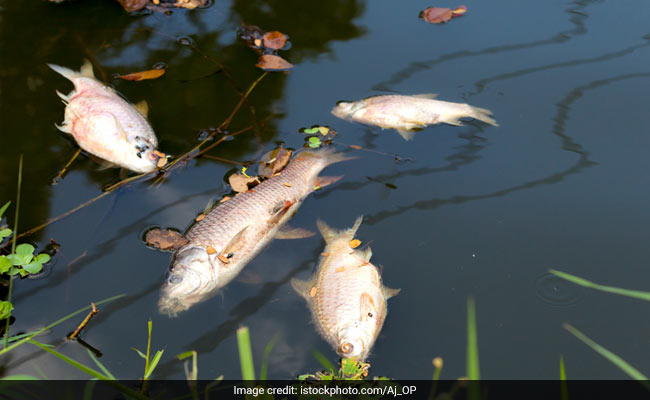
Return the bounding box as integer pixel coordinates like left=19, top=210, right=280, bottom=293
left=302, top=127, right=319, bottom=134
left=466, top=297, right=480, bottom=380
left=259, top=333, right=280, bottom=381
left=0, top=202, right=10, bottom=219
left=564, top=323, right=650, bottom=386
left=1, top=374, right=39, bottom=380
left=0, top=301, right=14, bottom=319
left=15, top=243, right=35, bottom=261
left=0, top=256, right=11, bottom=273
left=36, top=254, right=50, bottom=264
left=144, top=350, right=164, bottom=379
left=87, top=350, right=116, bottom=380
left=6, top=254, right=23, bottom=266
left=236, top=326, right=255, bottom=380
left=550, top=269, right=650, bottom=302
left=308, top=137, right=322, bottom=149
left=311, top=349, right=336, bottom=373
left=0, top=228, right=12, bottom=240
left=8, top=266, right=21, bottom=276
left=22, top=261, right=43, bottom=275
left=131, top=347, right=147, bottom=360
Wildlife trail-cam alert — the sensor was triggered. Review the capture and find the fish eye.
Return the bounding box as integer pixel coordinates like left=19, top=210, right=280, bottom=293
left=338, top=342, right=353, bottom=354
left=168, top=274, right=183, bottom=285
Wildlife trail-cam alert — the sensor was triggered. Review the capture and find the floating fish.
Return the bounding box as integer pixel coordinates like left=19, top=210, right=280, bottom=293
left=291, top=217, right=399, bottom=360
left=331, top=94, right=498, bottom=140
left=159, top=148, right=352, bottom=316
left=48, top=60, right=163, bottom=173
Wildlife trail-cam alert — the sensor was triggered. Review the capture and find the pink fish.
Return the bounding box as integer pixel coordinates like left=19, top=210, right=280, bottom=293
left=48, top=60, right=162, bottom=173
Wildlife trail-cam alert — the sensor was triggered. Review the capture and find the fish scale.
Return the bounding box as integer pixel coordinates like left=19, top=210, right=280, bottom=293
left=159, top=148, right=350, bottom=316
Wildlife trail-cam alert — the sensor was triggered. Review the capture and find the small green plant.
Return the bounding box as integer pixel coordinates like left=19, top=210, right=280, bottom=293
left=0, top=243, right=50, bottom=277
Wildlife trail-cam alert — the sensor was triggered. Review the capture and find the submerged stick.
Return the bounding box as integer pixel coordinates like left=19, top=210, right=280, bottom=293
left=53, top=148, right=82, bottom=184
left=68, top=302, right=99, bottom=340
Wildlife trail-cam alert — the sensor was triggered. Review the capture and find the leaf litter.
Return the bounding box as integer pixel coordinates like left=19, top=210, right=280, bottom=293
left=237, top=23, right=293, bottom=71
left=420, top=5, right=467, bottom=24
left=145, top=228, right=189, bottom=251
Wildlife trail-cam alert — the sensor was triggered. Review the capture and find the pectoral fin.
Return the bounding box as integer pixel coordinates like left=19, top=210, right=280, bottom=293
left=396, top=129, right=416, bottom=141
left=54, top=123, right=72, bottom=134
left=269, top=200, right=295, bottom=225
left=356, top=246, right=372, bottom=261
left=218, top=226, right=249, bottom=260
left=110, top=113, right=129, bottom=141
left=290, top=278, right=314, bottom=301
left=134, top=100, right=149, bottom=117
left=360, top=293, right=378, bottom=322
left=80, top=59, right=96, bottom=78
left=383, top=286, right=401, bottom=299
left=276, top=226, right=315, bottom=239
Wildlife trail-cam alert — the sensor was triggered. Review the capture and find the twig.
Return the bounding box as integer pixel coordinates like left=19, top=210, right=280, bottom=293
left=195, top=125, right=254, bottom=158
left=75, top=337, right=103, bottom=358
left=67, top=302, right=98, bottom=340
left=53, top=148, right=82, bottom=185
left=200, top=155, right=248, bottom=166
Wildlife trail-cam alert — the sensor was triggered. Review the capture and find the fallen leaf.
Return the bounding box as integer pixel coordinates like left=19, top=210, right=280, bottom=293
left=229, top=172, right=260, bottom=193
left=256, top=54, right=293, bottom=71
left=452, top=5, right=467, bottom=15
left=309, top=286, right=318, bottom=297
left=349, top=239, right=361, bottom=249
left=196, top=214, right=206, bottom=222
left=318, top=126, right=330, bottom=136
left=145, top=228, right=188, bottom=251
left=420, top=7, right=453, bottom=23
left=220, top=196, right=231, bottom=203
left=336, top=266, right=345, bottom=273
left=263, top=31, right=287, bottom=50
left=218, top=254, right=231, bottom=264
left=258, top=147, right=292, bottom=178
left=321, top=252, right=329, bottom=257
left=116, top=67, right=166, bottom=82
left=156, top=156, right=168, bottom=168
left=116, top=0, right=148, bottom=12
left=206, top=246, right=217, bottom=254
left=283, top=182, right=292, bottom=187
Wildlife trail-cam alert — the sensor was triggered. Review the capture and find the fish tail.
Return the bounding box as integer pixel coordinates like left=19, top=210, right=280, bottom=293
left=316, top=216, right=363, bottom=244
left=469, top=105, right=499, bottom=127
left=47, top=59, right=95, bottom=81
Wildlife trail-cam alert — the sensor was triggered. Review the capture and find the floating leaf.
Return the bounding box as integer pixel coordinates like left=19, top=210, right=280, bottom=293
left=145, top=228, right=189, bottom=251
left=420, top=7, right=453, bottom=23
left=206, top=246, right=217, bottom=255
left=302, top=127, right=319, bottom=134
left=195, top=214, right=205, bottom=222
left=0, top=301, right=13, bottom=320
left=0, top=228, right=11, bottom=240
left=229, top=173, right=260, bottom=193
left=15, top=243, right=35, bottom=261
left=237, top=23, right=265, bottom=50
left=308, top=137, right=322, bottom=149
left=452, top=5, right=467, bottom=15
left=22, top=261, right=43, bottom=275
left=349, top=239, right=361, bottom=249
left=258, top=147, right=293, bottom=178
left=218, top=254, right=231, bottom=264
left=116, top=0, right=148, bottom=12
left=309, top=286, right=318, bottom=297
left=318, top=126, right=330, bottom=136
left=116, top=67, right=166, bottom=82
left=0, top=256, right=10, bottom=273
left=256, top=55, right=293, bottom=71
left=262, top=31, right=287, bottom=50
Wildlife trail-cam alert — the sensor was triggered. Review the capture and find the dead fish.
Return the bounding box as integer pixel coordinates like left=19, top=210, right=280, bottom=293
left=48, top=60, right=163, bottom=173
left=331, top=94, right=498, bottom=140
left=159, top=148, right=352, bottom=316
left=291, top=217, right=399, bottom=360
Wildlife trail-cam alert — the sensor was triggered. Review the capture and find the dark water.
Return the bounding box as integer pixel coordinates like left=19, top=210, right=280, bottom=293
left=2, top=0, right=650, bottom=380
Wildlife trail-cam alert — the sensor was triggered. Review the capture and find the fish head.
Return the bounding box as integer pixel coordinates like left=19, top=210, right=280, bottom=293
left=158, top=246, right=218, bottom=316
left=336, top=323, right=370, bottom=360
left=331, top=100, right=363, bottom=119
left=126, top=135, right=160, bottom=173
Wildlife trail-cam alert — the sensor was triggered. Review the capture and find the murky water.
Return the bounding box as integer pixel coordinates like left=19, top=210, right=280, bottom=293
left=2, top=0, right=650, bottom=380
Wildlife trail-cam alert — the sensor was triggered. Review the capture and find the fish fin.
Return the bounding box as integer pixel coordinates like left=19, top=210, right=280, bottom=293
left=54, top=123, right=72, bottom=134
left=295, top=147, right=357, bottom=167
left=313, top=175, right=343, bottom=190
left=269, top=200, right=295, bottom=225
left=109, top=113, right=130, bottom=141
left=56, top=90, right=70, bottom=103
left=445, top=118, right=464, bottom=127
left=317, top=216, right=363, bottom=244
left=134, top=100, right=149, bottom=117
left=469, top=105, right=499, bottom=127
left=411, top=93, right=437, bottom=99
left=383, top=286, right=401, bottom=299
left=88, top=154, right=118, bottom=170
left=80, top=59, right=95, bottom=78
left=396, top=129, right=416, bottom=141
left=360, top=293, right=378, bottom=322
left=356, top=246, right=372, bottom=261
left=290, top=278, right=314, bottom=301
left=219, top=226, right=249, bottom=260
left=276, top=226, right=316, bottom=240
left=47, top=63, right=78, bottom=81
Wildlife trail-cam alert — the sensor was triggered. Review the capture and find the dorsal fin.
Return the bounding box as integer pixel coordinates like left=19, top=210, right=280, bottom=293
left=134, top=100, right=149, bottom=117
left=356, top=246, right=372, bottom=261
left=396, top=129, right=416, bottom=141
left=290, top=278, right=314, bottom=301
left=317, top=216, right=364, bottom=244
left=80, top=59, right=95, bottom=78
left=412, top=93, right=437, bottom=99
left=383, top=286, right=401, bottom=299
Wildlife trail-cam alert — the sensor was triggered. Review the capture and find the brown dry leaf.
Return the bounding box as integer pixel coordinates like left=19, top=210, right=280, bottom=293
left=229, top=173, right=260, bottom=193
left=195, top=214, right=206, bottom=222
left=309, top=286, right=318, bottom=297
left=218, top=254, right=231, bottom=264
left=206, top=246, right=217, bottom=254
left=256, top=54, right=294, bottom=71
left=220, top=196, right=231, bottom=203
left=156, top=156, right=168, bottom=168
left=258, top=147, right=293, bottom=178
left=452, top=5, right=467, bottom=15
left=336, top=266, right=345, bottom=273
left=145, top=228, right=188, bottom=251
left=321, top=252, right=329, bottom=257
left=420, top=7, right=453, bottom=23
left=349, top=239, right=362, bottom=249
left=117, top=0, right=148, bottom=12
left=116, top=68, right=166, bottom=82
left=263, top=31, right=287, bottom=50
left=283, top=182, right=292, bottom=187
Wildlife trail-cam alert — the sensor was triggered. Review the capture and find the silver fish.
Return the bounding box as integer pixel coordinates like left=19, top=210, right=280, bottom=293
left=291, top=217, right=399, bottom=360
left=49, top=60, right=162, bottom=173
left=159, top=148, right=351, bottom=316
left=331, top=94, right=498, bottom=140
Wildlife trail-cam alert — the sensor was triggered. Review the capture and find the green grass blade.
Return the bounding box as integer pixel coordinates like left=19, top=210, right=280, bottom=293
left=145, top=350, right=164, bottom=380
left=0, top=201, right=10, bottom=219
left=311, top=349, right=336, bottom=373
left=0, top=375, right=39, bottom=380
left=259, top=333, right=280, bottom=381
left=236, top=326, right=255, bottom=380
left=560, top=355, right=568, bottom=400
left=28, top=339, right=149, bottom=399
left=466, top=297, right=480, bottom=380
left=3, top=155, right=23, bottom=348
left=88, top=349, right=116, bottom=380
left=550, top=270, right=650, bottom=301
left=564, top=323, right=650, bottom=386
